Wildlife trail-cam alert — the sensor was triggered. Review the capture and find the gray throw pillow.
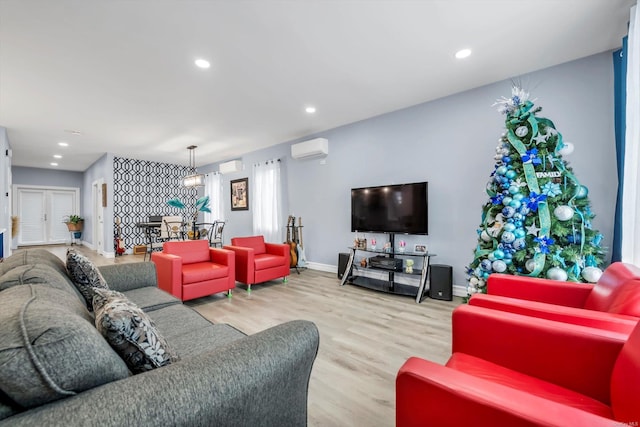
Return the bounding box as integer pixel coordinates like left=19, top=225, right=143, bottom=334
left=93, top=288, right=179, bottom=373
left=66, top=249, right=109, bottom=311
left=0, top=285, right=130, bottom=409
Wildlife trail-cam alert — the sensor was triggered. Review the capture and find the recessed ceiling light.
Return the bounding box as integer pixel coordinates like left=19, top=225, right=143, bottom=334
left=53, top=154, right=62, bottom=159
left=195, top=58, right=210, bottom=69
left=58, top=142, right=69, bottom=147
left=50, top=162, right=58, bottom=166
left=305, top=106, right=316, bottom=114
left=455, top=49, right=472, bottom=59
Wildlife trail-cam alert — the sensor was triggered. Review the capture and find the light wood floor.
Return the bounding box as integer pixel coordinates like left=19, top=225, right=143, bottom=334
left=34, top=245, right=462, bottom=426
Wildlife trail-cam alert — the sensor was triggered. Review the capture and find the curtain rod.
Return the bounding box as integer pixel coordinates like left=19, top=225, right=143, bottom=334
left=253, top=158, right=281, bottom=167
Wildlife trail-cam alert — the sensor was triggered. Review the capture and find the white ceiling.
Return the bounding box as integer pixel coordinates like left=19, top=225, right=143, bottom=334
left=0, top=0, right=633, bottom=172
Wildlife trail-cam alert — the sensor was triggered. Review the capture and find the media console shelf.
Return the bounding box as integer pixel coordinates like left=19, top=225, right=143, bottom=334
left=339, top=243, right=435, bottom=303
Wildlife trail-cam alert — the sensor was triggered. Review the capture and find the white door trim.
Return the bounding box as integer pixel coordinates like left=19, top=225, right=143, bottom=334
left=92, top=179, right=105, bottom=255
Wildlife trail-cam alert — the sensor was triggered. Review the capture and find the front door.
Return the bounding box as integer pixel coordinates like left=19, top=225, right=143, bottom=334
left=14, top=185, right=79, bottom=245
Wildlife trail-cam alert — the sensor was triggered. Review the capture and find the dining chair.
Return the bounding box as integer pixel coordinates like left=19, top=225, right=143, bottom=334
left=161, top=216, right=185, bottom=241
left=143, top=225, right=164, bottom=261
left=194, top=222, right=215, bottom=241
left=209, top=221, right=225, bottom=247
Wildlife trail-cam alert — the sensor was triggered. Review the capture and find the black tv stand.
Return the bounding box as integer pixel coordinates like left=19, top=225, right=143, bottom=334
left=339, top=234, right=435, bottom=303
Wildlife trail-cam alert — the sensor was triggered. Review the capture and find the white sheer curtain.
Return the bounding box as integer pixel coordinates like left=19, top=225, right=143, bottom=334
left=622, top=3, right=640, bottom=264
left=252, top=159, right=282, bottom=242
left=204, top=173, right=223, bottom=223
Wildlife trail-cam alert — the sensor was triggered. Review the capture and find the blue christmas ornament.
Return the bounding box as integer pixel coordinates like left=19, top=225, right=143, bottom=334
left=567, top=234, right=582, bottom=244
left=493, top=249, right=505, bottom=259
left=575, top=185, right=589, bottom=199
left=481, top=259, right=493, bottom=271
left=509, top=200, right=521, bottom=209
left=496, top=166, right=508, bottom=175
left=502, top=156, right=511, bottom=163
left=503, top=223, right=516, bottom=232
left=506, top=170, right=517, bottom=179
left=491, top=193, right=505, bottom=205
left=488, top=252, right=496, bottom=261
left=501, top=232, right=515, bottom=243
left=513, top=238, right=526, bottom=250
left=519, top=206, right=531, bottom=215
left=502, top=206, right=516, bottom=218
left=508, top=185, right=520, bottom=195
left=502, top=196, right=513, bottom=206
left=514, top=228, right=526, bottom=239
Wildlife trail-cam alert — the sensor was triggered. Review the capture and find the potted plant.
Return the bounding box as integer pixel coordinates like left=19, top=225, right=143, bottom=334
left=63, top=215, right=84, bottom=232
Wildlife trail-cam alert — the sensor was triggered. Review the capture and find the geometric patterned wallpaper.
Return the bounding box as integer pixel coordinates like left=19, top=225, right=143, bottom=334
left=113, top=156, right=197, bottom=252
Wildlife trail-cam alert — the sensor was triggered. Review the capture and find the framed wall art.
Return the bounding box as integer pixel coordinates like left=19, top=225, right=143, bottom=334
left=231, top=177, right=249, bottom=211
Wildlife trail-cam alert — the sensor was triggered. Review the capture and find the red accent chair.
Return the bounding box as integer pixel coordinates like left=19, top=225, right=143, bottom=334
left=151, top=239, right=235, bottom=301
left=224, top=235, right=289, bottom=292
left=469, top=262, right=640, bottom=333
left=396, top=304, right=640, bottom=426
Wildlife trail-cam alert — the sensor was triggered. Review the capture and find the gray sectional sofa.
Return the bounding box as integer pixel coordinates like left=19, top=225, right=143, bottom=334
left=0, top=249, right=319, bottom=426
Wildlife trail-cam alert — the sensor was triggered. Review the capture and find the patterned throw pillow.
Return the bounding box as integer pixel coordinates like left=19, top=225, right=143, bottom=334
left=66, top=249, right=109, bottom=311
left=93, top=288, right=179, bottom=373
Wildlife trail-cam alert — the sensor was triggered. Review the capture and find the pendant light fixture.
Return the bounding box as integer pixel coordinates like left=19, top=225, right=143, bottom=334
left=182, top=145, right=205, bottom=187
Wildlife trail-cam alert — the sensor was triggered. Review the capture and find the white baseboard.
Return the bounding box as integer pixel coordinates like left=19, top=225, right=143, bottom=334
left=304, top=261, right=337, bottom=274
left=453, top=284, right=467, bottom=298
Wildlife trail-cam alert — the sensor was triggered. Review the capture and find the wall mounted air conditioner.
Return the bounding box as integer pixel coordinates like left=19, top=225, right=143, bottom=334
left=219, top=160, right=242, bottom=174
left=291, top=138, right=328, bottom=160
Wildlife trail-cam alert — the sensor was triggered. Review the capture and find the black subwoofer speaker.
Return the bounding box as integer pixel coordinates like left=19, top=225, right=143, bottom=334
left=338, top=253, right=350, bottom=279
left=429, top=264, right=453, bottom=301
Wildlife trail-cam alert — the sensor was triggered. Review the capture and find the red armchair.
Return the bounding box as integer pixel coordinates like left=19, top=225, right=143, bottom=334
left=469, top=262, right=640, bottom=333
left=224, top=235, right=289, bottom=292
left=396, top=304, right=640, bottom=426
left=151, top=239, right=235, bottom=301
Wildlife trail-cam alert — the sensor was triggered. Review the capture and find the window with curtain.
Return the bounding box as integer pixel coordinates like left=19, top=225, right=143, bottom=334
left=204, top=173, right=223, bottom=222
left=252, top=159, right=282, bottom=242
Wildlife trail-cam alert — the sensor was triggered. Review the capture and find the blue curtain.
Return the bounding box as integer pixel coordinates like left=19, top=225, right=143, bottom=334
left=612, top=36, right=628, bottom=262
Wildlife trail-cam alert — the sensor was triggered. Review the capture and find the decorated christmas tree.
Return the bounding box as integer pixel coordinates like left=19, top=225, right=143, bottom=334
left=466, top=87, right=606, bottom=297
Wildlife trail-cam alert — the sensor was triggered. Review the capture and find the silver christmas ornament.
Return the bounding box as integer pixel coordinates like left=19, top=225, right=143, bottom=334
left=515, top=126, right=529, bottom=137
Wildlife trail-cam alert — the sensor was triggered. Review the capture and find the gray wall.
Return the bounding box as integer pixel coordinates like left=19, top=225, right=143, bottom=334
left=12, top=166, right=83, bottom=189
left=82, top=153, right=113, bottom=251
left=212, top=52, right=617, bottom=288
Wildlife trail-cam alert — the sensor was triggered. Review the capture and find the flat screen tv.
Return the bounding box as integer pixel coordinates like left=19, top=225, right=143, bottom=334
left=351, top=182, right=428, bottom=235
